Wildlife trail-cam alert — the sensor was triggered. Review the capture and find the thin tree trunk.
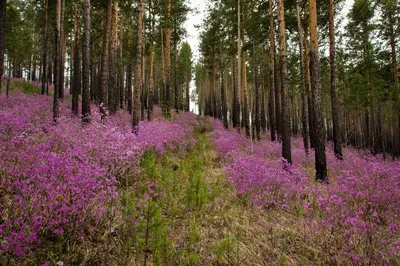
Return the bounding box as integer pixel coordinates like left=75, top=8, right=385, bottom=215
left=165, top=0, right=171, bottom=118
left=0, top=0, right=6, bottom=94
left=59, top=2, right=65, bottom=100
left=296, top=0, right=309, bottom=154
left=108, top=0, right=118, bottom=114
left=329, top=0, right=342, bottom=159
left=82, top=0, right=91, bottom=123
left=242, top=51, right=250, bottom=137
left=254, top=44, right=260, bottom=140
left=72, top=7, right=81, bottom=116
left=100, top=0, right=112, bottom=120
left=236, top=0, right=241, bottom=132
left=269, top=0, right=276, bottom=141
left=41, top=0, right=48, bottom=95
left=53, top=0, right=63, bottom=124
left=148, top=0, right=155, bottom=120
left=132, top=0, right=143, bottom=133
left=277, top=0, right=292, bottom=164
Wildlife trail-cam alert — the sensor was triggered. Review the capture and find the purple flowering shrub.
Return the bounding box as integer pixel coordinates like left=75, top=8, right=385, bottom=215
left=0, top=90, right=195, bottom=258
left=211, top=119, right=400, bottom=264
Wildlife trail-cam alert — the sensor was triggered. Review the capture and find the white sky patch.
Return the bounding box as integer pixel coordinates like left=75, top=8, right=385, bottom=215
left=184, top=0, right=208, bottom=64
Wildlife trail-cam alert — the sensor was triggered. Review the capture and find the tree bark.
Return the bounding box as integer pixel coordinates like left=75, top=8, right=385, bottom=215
left=242, top=51, right=250, bottom=137
left=82, top=0, right=91, bottom=123
left=41, top=0, right=48, bottom=95
left=277, top=0, right=292, bottom=164
left=268, top=0, right=276, bottom=141
left=309, top=0, right=327, bottom=180
left=132, top=0, right=143, bottom=134
left=165, top=0, right=171, bottom=118
left=296, top=0, right=309, bottom=155
left=72, top=8, right=81, bottom=117
left=148, top=0, right=155, bottom=120
left=100, top=0, right=112, bottom=120
left=0, top=0, right=6, bottom=94
left=53, top=0, right=63, bottom=124
left=108, top=0, right=118, bottom=115
left=329, top=0, right=342, bottom=159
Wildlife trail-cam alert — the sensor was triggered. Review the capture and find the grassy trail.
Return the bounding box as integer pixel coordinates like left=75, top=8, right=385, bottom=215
left=124, top=125, right=304, bottom=266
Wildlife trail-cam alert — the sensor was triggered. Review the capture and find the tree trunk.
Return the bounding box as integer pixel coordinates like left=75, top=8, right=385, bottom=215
left=72, top=8, right=81, bottom=116
left=41, top=0, right=48, bottom=95
left=0, top=0, right=6, bottom=94
left=165, top=0, right=171, bottom=118
left=296, top=0, right=309, bottom=155
left=59, top=2, right=65, bottom=100
left=132, top=0, right=143, bottom=134
left=148, top=0, right=155, bottom=120
left=268, top=0, right=276, bottom=141
left=242, top=51, right=250, bottom=137
left=329, top=0, right=342, bottom=159
left=236, top=0, right=241, bottom=132
left=108, top=0, right=118, bottom=115
left=277, top=0, right=292, bottom=164
left=82, top=0, right=91, bottom=123
left=53, top=0, right=63, bottom=124
left=254, top=44, right=260, bottom=140
left=100, top=0, right=112, bottom=120
left=309, top=0, right=327, bottom=180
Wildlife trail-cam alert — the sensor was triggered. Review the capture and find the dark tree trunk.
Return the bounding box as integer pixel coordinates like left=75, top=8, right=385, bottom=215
left=232, top=55, right=240, bottom=130
left=59, top=2, right=65, bottom=100
left=72, top=8, right=81, bottom=116
left=329, top=0, right=342, bottom=159
left=53, top=0, right=63, bottom=124
left=221, top=56, right=228, bottom=129
left=108, top=0, right=118, bottom=115
left=0, top=0, right=5, bottom=94
left=82, top=0, right=91, bottom=123
left=268, top=0, right=276, bottom=141
left=132, top=0, right=143, bottom=134
left=100, top=0, right=112, bottom=120
left=309, top=0, right=327, bottom=180
left=296, top=0, right=309, bottom=154
left=41, top=0, right=48, bottom=95
left=254, top=44, right=260, bottom=140
left=277, top=0, right=292, bottom=164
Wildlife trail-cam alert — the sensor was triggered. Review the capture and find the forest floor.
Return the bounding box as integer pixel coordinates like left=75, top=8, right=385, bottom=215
left=123, top=128, right=310, bottom=266
left=1, top=80, right=399, bottom=265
